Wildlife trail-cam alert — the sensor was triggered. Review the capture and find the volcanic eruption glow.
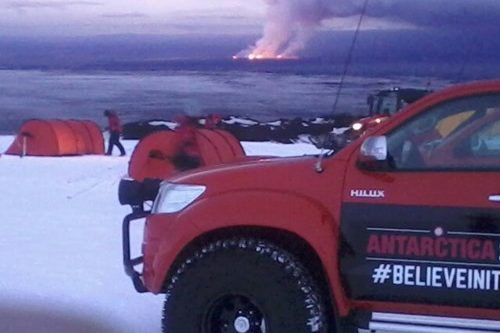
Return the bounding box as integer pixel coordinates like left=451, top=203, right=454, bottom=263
left=232, top=53, right=297, bottom=61
left=234, top=0, right=346, bottom=61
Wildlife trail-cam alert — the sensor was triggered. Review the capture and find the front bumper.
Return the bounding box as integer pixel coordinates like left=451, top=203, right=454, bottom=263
left=122, top=211, right=149, bottom=293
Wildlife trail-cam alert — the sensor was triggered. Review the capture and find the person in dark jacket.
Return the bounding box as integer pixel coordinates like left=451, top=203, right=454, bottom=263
left=104, top=110, right=126, bottom=156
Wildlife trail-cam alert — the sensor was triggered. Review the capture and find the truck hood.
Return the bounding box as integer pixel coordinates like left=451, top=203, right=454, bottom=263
left=167, top=155, right=327, bottom=197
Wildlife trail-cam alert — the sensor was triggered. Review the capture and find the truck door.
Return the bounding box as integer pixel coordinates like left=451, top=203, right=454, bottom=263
left=339, top=93, right=500, bottom=310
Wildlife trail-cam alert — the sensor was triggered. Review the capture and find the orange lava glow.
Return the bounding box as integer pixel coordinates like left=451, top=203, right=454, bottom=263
left=232, top=53, right=298, bottom=61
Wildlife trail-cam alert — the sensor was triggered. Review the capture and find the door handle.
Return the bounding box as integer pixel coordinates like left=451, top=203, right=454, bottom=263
left=489, top=195, right=500, bottom=202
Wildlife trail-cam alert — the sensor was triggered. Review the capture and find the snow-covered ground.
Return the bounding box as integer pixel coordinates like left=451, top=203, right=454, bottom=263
left=0, top=136, right=320, bottom=333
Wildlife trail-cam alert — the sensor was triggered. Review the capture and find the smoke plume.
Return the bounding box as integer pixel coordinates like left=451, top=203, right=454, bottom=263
left=236, top=0, right=500, bottom=59
left=235, top=0, right=364, bottom=59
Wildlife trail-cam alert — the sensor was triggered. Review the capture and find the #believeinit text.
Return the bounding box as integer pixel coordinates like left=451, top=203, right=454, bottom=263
left=372, top=264, right=500, bottom=291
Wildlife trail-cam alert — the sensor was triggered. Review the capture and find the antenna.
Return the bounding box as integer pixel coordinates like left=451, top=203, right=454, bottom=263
left=315, top=0, right=369, bottom=173
left=331, top=0, right=370, bottom=114
left=454, top=43, right=471, bottom=84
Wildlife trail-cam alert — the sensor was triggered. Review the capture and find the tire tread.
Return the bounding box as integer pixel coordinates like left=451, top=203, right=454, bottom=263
left=162, top=238, right=327, bottom=332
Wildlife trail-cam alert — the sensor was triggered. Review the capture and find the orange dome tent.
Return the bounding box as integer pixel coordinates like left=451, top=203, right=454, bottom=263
left=214, top=129, right=245, bottom=159
left=194, top=129, right=225, bottom=165
left=128, top=131, right=179, bottom=182
left=5, top=119, right=104, bottom=156
left=66, top=120, right=94, bottom=154
left=81, top=120, right=105, bottom=155
left=128, top=128, right=246, bottom=181
left=50, top=120, right=79, bottom=155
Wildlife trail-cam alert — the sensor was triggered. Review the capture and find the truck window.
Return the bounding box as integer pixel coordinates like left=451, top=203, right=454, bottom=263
left=385, top=94, right=500, bottom=170
left=470, top=116, right=500, bottom=157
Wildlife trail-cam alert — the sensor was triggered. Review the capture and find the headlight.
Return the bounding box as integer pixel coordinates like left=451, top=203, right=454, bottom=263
left=352, top=122, right=363, bottom=131
left=152, top=183, right=206, bottom=214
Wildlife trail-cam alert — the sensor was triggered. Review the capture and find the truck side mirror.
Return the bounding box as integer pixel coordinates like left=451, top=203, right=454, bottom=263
left=357, top=136, right=389, bottom=170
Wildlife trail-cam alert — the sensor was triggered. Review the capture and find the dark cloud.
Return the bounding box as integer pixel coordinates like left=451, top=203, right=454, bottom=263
left=366, top=0, right=500, bottom=30
left=266, top=0, right=500, bottom=30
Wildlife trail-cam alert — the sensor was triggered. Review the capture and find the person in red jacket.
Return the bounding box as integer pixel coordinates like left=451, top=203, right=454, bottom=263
left=104, top=110, right=126, bottom=156
left=172, top=114, right=201, bottom=171
left=205, top=113, right=222, bottom=129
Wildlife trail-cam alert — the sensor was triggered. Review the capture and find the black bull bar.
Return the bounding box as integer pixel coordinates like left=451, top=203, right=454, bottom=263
left=122, top=211, right=149, bottom=293
left=119, top=178, right=162, bottom=293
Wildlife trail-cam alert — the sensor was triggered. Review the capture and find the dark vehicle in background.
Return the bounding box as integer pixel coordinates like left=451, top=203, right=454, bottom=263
left=347, top=87, right=431, bottom=141
left=312, top=87, right=431, bottom=151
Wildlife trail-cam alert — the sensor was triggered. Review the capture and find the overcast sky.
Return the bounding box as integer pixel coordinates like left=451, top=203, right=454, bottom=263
left=1, top=0, right=500, bottom=37
left=0, top=0, right=265, bottom=36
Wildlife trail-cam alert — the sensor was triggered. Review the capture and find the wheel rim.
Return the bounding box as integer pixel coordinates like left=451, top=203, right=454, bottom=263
left=206, top=295, right=266, bottom=333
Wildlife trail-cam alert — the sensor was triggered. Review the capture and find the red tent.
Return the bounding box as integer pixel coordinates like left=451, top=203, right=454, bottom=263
left=214, top=129, right=245, bottom=159
left=128, top=131, right=178, bottom=182
left=5, top=119, right=104, bottom=156
left=81, top=120, right=105, bottom=155
left=66, top=120, right=94, bottom=154
left=128, top=128, right=246, bottom=181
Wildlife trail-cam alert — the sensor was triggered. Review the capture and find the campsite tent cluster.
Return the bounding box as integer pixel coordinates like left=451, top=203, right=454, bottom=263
left=4, top=118, right=249, bottom=182
left=5, top=119, right=104, bottom=156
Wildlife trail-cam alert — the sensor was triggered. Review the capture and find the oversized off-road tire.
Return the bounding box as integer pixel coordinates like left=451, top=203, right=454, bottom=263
left=162, top=238, right=329, bottom=333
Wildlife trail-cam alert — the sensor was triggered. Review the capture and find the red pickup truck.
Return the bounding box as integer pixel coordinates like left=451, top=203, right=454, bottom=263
left=121, top=80, right=500, bottom=333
